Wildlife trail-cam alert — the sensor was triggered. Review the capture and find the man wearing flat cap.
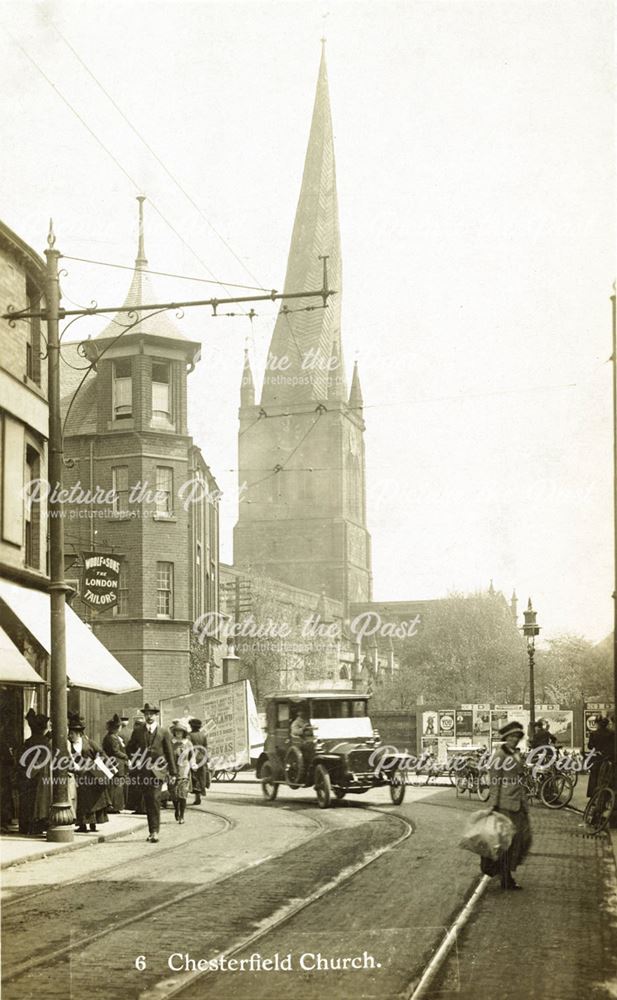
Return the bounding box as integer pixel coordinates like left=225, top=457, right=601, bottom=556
left=481, top=720, right=532, bottom=890
left=127, top=703, right=176, bottom=842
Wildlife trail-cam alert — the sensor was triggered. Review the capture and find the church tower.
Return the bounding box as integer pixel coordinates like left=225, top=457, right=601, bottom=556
left=233, top=47, right=372, bottom=611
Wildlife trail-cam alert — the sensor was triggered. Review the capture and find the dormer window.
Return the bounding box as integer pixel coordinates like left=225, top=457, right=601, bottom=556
left=113, top=359, right=133, bottom=419
left=152, top=362, right=171, bottom=422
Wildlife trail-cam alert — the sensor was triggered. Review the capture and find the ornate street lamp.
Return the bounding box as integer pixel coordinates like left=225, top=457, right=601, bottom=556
left=522, top=598, right=541, bottom=732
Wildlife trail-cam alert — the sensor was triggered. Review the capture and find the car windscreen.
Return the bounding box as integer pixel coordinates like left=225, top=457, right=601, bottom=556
left=309, top=700, right=367, bottom=719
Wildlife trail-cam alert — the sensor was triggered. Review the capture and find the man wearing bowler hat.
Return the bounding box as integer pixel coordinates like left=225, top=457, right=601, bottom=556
left=127, top=703, right=176, bottom=842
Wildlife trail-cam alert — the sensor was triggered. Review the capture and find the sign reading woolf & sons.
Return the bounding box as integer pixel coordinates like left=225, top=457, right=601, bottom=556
left=81, top=552, right=121, bottom=610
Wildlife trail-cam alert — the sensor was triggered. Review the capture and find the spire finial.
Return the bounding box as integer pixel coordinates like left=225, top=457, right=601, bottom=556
left=47, top=218, right=56, bottom=249
left=136, top=195, right=147, bottom=266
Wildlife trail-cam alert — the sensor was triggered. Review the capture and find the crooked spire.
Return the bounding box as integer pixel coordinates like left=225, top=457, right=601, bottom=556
left=261, top=46, right=345, bottom=406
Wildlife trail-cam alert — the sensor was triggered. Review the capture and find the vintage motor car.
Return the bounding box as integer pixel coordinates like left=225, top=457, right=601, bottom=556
left=256, top=691, right=407, bottom=808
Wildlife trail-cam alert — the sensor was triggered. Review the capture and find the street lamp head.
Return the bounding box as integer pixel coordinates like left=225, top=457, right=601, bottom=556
left=522, top=597, right=540, bottom=637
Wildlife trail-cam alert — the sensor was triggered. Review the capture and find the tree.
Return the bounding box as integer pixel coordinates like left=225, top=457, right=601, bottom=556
left=534, top=633, right=613, bottom=704
left=375, top=590, right=527, bottom=709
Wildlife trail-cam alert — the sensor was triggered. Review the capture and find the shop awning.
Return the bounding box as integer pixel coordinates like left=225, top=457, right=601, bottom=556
left=0, top=626, right=45, bottom=684
left=0, top=580, right=141, bottom=695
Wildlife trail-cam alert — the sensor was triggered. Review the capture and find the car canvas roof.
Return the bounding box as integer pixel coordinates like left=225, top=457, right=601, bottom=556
left=266, top=691, right=369, bottom=702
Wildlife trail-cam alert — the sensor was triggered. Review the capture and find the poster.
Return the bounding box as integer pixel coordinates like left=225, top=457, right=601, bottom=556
left=438, top=710, right=455, bottom=737
left=161, top=680, right=262, bottom=769
left=421, top=710, right=438, bottom=737
left=455, top=709, right=474, bottom=738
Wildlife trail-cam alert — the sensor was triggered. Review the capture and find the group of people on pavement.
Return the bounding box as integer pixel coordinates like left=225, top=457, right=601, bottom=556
left=11, top=702, right=210, bottom=842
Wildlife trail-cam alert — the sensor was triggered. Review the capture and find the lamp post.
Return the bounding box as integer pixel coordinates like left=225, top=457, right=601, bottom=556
left=611, top=285, right=617, bottom=788
left=45, top=224, right=74, bottom=842
left=522, top=598, right=540, bottom=734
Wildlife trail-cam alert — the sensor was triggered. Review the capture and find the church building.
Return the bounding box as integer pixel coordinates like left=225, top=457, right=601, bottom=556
left=234, top=46, right=372, bottom=614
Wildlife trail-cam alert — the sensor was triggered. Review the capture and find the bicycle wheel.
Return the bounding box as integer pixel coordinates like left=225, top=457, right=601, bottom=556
left=477, top=772, right=491, bottom=802
left=540, top=773, right=574, bottom=809
left=456, top=773, right=470, bottom=796
left=584, top=787, right=615, bottom=834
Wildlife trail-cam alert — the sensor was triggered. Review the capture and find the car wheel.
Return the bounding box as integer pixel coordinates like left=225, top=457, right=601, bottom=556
left=261, top=761, right=279, bottom=801
left=334, top=787, right=347, bottom=800
left=390, top=771, right=406, bottom=805
left=314, top=764, right=332, bottom=809
left=284, top=745, right=306, bottom=789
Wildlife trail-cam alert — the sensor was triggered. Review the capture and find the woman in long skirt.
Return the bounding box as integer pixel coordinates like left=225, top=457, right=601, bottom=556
left=480, top=721, right=532, bottom=890
left=68, top=714, right=109, bottom=833
left=102, top=714, right=128, bottom=813
left=169, top=719, right=192, bottom=824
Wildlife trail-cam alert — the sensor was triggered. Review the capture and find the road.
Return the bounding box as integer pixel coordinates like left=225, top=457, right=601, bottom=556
left=2, top=780, right=615, bottom=1000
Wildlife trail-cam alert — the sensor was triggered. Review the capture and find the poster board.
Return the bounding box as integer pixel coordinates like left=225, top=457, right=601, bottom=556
left=160, top=679, right=263, bottom=770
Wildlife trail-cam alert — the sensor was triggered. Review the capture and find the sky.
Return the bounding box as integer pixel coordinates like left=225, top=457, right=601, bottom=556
left=0, top=0, right=614, bottom=642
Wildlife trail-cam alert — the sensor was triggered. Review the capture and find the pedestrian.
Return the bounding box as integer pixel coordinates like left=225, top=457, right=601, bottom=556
left=17, top=710, right=51, bottom=835
left=126, top=703, right=176, bottom=843
left=529, top=719, right=552, bottom=750
left=188, top=718, right=208, bottom=805
left=586, top=716, right=614, bottom=798
left=126, top=717, right=146, bottom=813
left=481, top=721, right=532, bottom=890
left=102, top=713, right=128, bottom=813
left=68, top=713, right=109, bottom=834
left=169, top=719, right=192, bottom=823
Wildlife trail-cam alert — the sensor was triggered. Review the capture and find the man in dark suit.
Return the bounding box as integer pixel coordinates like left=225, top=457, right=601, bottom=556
left=127, top=703, right=176, bottom=842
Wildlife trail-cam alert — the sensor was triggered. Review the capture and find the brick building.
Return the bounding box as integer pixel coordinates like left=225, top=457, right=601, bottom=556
left=60, top=199, right=220, bottom=719
left=0, top=220, right=139, bottom=764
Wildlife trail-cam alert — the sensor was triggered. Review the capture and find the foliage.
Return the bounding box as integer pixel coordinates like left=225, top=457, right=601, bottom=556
left=534, top=633, right=612, bottom=704
left=372, top=591, right=527, bottom=710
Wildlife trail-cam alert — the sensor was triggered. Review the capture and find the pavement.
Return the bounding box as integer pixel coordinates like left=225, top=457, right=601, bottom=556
left=0, top=810, right=148, bottom=869
left=421, top=784, right=617, bottom=1000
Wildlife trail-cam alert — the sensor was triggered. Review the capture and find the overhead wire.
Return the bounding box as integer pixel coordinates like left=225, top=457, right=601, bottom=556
left=49, top=19, right=266, bottom=290
left=2, top=25, right=253, bottom=312
left=60, top=255, right=273, bottom=292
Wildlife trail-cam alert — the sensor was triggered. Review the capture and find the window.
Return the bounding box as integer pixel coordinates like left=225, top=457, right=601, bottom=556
left=24, top=446, right=40, bottom=568
left=195, top=541, right=202, bottom=616
left=113, top=359, right=133, bottom=419
left=113, top=561, right=128, bottom=617
left=112, top=466, right=129, bottom=513
left=152, top=362, right=171, bottom=420
left=25, top=285, right=41, bottom=385
left=155, top=466, right=173, bottom=516
left=156, top=561, right=173, bottom=618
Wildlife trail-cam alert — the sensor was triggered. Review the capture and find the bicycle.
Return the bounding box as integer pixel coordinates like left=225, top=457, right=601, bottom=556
left=521, top=762, right=574, bottom=809
left=455, top=756, right=490, bottom=801
left=584, top=760, right=615, bottom=835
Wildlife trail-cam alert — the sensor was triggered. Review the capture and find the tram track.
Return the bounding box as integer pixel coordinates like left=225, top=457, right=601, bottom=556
left=3, top=788, right=484, bottom=1000
left=1, top=800, right=329, bottom=988
left=1, top=806, right=236, bottom=911
left=140, top=804, right=414, bottom=1000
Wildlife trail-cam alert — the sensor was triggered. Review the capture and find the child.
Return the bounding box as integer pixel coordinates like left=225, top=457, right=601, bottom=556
left=169, top=719, right=192, bottom=824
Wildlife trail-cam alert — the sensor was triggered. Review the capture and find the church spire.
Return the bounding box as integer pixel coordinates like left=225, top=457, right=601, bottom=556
left=261, top=46, right=345, bottom=406
left=240, top=346, right=255, bottom=407
left=349, top=360, right=364, bottom=410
